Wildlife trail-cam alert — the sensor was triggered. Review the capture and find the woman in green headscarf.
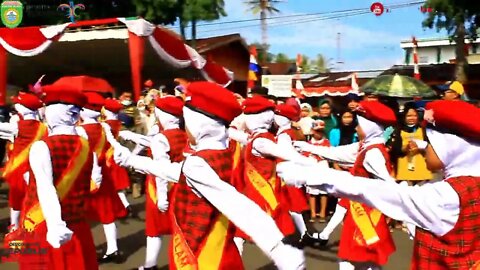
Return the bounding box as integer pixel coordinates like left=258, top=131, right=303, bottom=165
left=314, top=99, right=338, bottom=136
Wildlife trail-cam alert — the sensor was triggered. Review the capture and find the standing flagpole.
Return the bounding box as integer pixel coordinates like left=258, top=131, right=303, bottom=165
left=412, top=37, right=421, bottom=80
left=248, top=46, right=260, bottom=95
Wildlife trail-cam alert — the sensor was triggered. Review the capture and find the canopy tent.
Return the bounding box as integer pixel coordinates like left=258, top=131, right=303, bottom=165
left=0, top=17, right=233, bottom=104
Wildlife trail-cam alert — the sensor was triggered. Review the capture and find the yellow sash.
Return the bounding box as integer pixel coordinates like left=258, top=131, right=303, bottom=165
left=197, top=215, right=229, bottom=269
left=245, top=162, right=278, bottom=212
left=147, top=177, right=157, bottom=205
left=3, top=124, right=47, bottom=178
left=232, top=141, right=241, bottom=169
left=23, top=138, right=90, bottom=232
left=350, top=201, right=382, bottom=245
left=172, top=213, right=198, bottom=270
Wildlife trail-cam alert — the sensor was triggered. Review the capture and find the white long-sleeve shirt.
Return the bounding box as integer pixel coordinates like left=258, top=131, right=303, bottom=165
left=29, top=127, right=102, bottom=229
left=307, top=168, right=459, bottom=237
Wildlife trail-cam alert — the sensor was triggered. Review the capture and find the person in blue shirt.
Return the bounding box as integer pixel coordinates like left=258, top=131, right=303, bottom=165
left=329, top=110, right=358, bottom=147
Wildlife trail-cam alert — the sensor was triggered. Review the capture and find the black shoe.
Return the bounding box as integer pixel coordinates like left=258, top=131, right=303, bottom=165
left=301, top=232, right=328, bottom=249
left=282, top=233, right=304, bottom=249
left=126, top=206, right=139, bottom=219
left=98, top=250, right=124, bottom=264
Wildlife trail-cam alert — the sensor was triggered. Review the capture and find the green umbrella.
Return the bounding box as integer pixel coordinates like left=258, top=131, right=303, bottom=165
left=360, top=74, right=436, bottom=98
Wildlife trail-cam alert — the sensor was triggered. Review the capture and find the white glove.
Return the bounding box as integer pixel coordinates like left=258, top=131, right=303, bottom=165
left=119, top=130, right=151, bottom=147
left=157, top=196, right=169, bottom=212
left=269, top=242, right=305, bottom=270
left=293, top=141, right=316, bottom=153
left=46, top=223, right=73, bottom=248
left=113, top=144, right=133, bottom=167
left=277, top=161, right=329, bottom=188
left=319, top=231, right=330, bottom=240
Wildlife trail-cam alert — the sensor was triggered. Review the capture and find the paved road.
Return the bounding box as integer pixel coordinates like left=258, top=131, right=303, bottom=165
left=0, top=184, right=413, bottom=270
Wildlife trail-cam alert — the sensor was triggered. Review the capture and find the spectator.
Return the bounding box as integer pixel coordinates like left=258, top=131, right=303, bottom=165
left=313, top=99, right=337, bottom=136
left=439, top=81, right=466, bottom=101
left=298, top=103, right=315, bottom=140
left=392, top=102, right=432, bottom=186
left=346, top=93, right=362, bottom=110
left=329, top=110, right=358, bottom=147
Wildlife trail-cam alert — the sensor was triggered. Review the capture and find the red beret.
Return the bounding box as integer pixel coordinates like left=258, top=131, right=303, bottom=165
left=11, top=92, right=43, bottom=111
left=155, top=96, right=184, bottom=117
left=275, top=104, right=300, bottom=121
left=83, top=92, right=105, bottom=112
left=425, top=100, right=480, bottom=142
left=357, top=100, right=397, bottom=127
left=42, top=84, right=87, bottom=108
left=104, top=98, right=123, bottom=113
left=185, top=81, right=241, bottom=124
left=243, top=96, right=275, bottom=114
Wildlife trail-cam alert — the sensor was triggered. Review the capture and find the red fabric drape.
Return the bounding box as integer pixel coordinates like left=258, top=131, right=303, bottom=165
left=0, top=46, right=7, bottom=106
left=128, top=31, right=145, bottom=102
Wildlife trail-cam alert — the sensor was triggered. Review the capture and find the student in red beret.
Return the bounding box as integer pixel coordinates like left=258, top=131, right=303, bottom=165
left=274, top=103, right=323, bottom=245
left=292, top=100, right=397, bottom=270
left=110, top=82, right=305, bottom=270
left=0, top=92, right=46, bottom=233
left=279, top=100, right=480, bottom=269
left=77, top=92, right=127, bottom=264
left=102, top=98, right=135, bottom=218
left=11, top=85, right=99, bottom=270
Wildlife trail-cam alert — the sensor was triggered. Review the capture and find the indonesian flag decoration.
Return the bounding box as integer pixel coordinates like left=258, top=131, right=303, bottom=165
left=412, top=37, right=421, bottom=80
left=0, top=17, right=233, bottom=86
left=248, top=45, right=260, bottom=89
left=0, top=23, right=70, bottom=56
left=292, top=53, right=305, bottom=98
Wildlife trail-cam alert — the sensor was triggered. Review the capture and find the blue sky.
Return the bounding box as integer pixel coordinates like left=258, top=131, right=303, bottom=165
left=178, top=0, right=448, bottom=71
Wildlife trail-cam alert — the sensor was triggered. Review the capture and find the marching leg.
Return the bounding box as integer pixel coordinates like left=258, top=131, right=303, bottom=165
left=144, top=236, right=161, bottom=269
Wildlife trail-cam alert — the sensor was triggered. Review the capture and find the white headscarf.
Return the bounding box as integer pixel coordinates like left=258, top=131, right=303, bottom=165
left=80, top=108, right=101, bottom=124
left=14, top=104, right=37, bottom=120
left=427, top=129, right=480, bottom=178
left=274, top=114, right=291, bottom=134
left=45, top=104, right=81, bottom=135
left=103, top=109, right=118, bottom=120
left=155, top=107, right=180, bottom=130
left=245, top=110, right=274, bottom=134
left=183, top=107, right=227, bottom=151
left=357, top=115, right=385, bottom=148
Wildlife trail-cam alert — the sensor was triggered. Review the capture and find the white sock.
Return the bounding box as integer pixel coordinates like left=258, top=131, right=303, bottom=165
left=103, top=223, right=118, bottom=255
left=144, top=236, right=161, bottom=268
left=10, top=209, right=20, bottom=230
left=118, top=192, right=130, bottom=208
left=289, top=212, right=307, bottom=237
left=233, top=237, right=245, bottom=256
left=339, top=261, right=355, bottom=270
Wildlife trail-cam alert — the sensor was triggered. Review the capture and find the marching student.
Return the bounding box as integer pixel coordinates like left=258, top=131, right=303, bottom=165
left=14, top=84, right=100, bottom=269
left=278, top=100, right=480, bottom=270
left=274, top=103, right=323, bottom=245
left=110, top=82, right=305, bottom=270
left=77, top=92, right=127, bottom=263
left=0, top=92, right=46, bottom=232
left=103, top=98, right=135, bottom=217
left=292, top=100, right=397, bottom=270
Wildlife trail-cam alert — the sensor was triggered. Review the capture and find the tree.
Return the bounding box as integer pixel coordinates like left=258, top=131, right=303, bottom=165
left=250, top=42, right=274, bottom=63
left=423, top=0, right=480, bottom=83
left=313, top=53, right=328, bottom=72
left=245, top=0, right=283, bottom=46
left=275, top=53, right=293, bottom=63
left=181, top=0, right=227, bottom=46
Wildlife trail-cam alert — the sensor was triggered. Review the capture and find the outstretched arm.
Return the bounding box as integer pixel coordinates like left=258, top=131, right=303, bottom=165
left=0, top=122, right=18, bottom=137
left=277, top=163, right=459, bottom=237
left=253, top=138, right=314, bottom=164
left=294, top=141, right=358, bottom=164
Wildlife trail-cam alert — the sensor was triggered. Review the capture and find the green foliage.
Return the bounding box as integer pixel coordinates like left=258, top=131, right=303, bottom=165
left=275, top=53, right=292, bottom=63
left=245, top=0, right=281, bottom=15
left=422, top=0, right=480, bottom=38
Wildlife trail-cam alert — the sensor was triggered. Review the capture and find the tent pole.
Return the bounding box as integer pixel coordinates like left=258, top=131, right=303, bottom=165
left=128, top=32, right=145, bottom=102
left=0, top=46, right=6, bottom=106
